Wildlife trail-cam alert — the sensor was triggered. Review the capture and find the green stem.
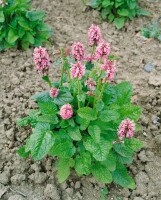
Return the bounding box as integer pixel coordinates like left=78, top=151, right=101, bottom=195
left=77, top=79, right=81, bottom=109
left=42, top=75, right=52, bottom=88
left=99, top=78, right=107, bottom=100
left=93, top=78, right=101, bottom=108
left=60, top=49, right=66, bottom=87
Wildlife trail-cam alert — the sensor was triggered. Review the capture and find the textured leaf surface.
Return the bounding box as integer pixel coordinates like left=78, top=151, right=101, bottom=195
left=88, top=125, right=101, bottom=143
left=53, top=92, right=73, bottom=106
left=124, top=138, right=144, bottom=151
left=67, top=126, right=82, bottom=141
left=113, top=143, right=134, bottom=158
left=77, top=107, right=97, bottom=121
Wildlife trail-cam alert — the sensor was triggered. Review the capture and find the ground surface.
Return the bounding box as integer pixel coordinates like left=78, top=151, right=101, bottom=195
left=0, top=0, right=161, bottom=199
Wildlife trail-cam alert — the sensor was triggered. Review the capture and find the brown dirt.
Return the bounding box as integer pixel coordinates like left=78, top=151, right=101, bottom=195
left=0, top=0, right=161, bottom=199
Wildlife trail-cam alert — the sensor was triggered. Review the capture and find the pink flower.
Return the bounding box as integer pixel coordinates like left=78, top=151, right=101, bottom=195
left=101, top=60, right=117, bottom=82
left=71, top=42, right=85, bottom=61
left=86, top=54, right=97, bottom=62
left=118, top=119, right=135, bottom=140
left=60, top=104, right=73, bottom=120
left=33, top=47, right=50, bottom=76
left=88, top=24, right=102, bottom=46
left=70, top=61, right=85, bottom=80
left=95, top=41, right=110, bottom=60
left=85, top=78, right=96, bottom=90
left=49, top=88, right=59, bottom=98
left=86, top=91, right=94, bottom=96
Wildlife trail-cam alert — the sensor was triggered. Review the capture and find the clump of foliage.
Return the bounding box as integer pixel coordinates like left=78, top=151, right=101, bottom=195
left=141, top=19, right=161, bottom=41
left=84, top=0, right=149, bottom=29
left=17, top=25, right=143, bottom=189
left=0, top=0, right=52, bottom=51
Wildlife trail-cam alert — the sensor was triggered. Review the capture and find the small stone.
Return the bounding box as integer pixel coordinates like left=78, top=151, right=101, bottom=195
left=8, top=194, right=25, bottom=200
left=5, top=128, right=14, bottom=140
left=138, top=150, right=148, bottom=162
left=11, top=76, right=20, bottom=85
left=143, top=131, right=147, bottom=137
left=149, top=75, right=161, bottom=86
left=0, top=187, right=7, bottom=198
left=44, top=184, right=60, bottom=200
left=1, top=58, right=12, bottom=65
left=152, top=115, right=160, bottom=124
left=28, top=172, right=47, bottom=184
left=11, top=174, right=26, bottom=185
left=144, top=63, right=156, bottom=73
left=0, top=171, right=10, bottom=185
left=75, top=181, right=81, bottom=189
left=65, top=188, right=74, bottom=196
left=154, top=135, right=161, bottom=145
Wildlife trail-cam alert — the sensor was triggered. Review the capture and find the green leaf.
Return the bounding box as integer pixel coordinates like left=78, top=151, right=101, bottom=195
left=88, top=125, right=101, bottom=143
left=21, top=41, right=29, bottom=49
left=75, top=152, right=91, bottom=176
left=7, top=29, right=18, bottom=44
left=18, top=27, right=25, bottom=38
left=114, top=18, right=125, bottom=29
left=85, top=62, right=94, bottom=70
left=101, top=150, right=116, bottom=171
left=96, top=99, right=104, bottom=112
left=23, top=32, right=35, bottom=44
left=92, top=164, right=112, bottom=183
left=18, top=18, right=32, bottom=31
left=124, top=138, right=144, bottom=151
left=67, top=126, right=82, bottom=141
left=117, top=154, right=133, bottom=164
left=158, top=35, right=161, bottom=41
left=136, top=8, right=150, bottom=16
left=113, top=143, right=134, bottom=158
left=0, top=11, right=5, bottom=23
left=118, top=9, right=129, bottom=17
left=119, top=104, right=141, bottom=121
left=17, top=146, right=30, bottom=158
left=50, top=141, right=76, bottom=158
left=38, top=101, right=58, bottom=115
left=84, top=137, right=112, bottom=161
left=26, top=122, right=55, bottom=160
left=37, top=114, right=58, bottom=125
left=77, top=107, right=97, bottom=121
left=17, top=116, right=30, bottom=127
left=31, top=91, right=51, bottom=102
left=99, top=110, right=120, bottom=122
left=53, top=92, right=73, bottom=106
left=57, top=158, right=74, bottom=183
left=112, top=162, right=136, bottom=189
left=102, top=0, right=111, bottom=8
left=26, top=10, right=45, bottom=21
left=87, top=0, right=100, bottom=8
left=115, top=81, right=133, bottom=105
left=76, top=116, right=90, bottom=131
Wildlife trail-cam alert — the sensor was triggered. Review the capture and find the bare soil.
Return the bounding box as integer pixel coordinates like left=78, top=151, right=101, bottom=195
left=0, top=0, right=161, bottom=199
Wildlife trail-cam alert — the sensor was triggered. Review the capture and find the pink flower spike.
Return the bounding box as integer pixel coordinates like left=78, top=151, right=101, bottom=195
left=118, top=119, right=135, bottom=140
left=33, top=47, right=50, bottom=77
left=101, top=60, right=117, bottom=82
left=95, top=41, right=111, bottom=60
left=86, top=91, right=94, bottom=96
left=71, top=42, right=85, bottom=61
left=85, top=78, right=96, bottom=91
left=70, top=61, right=86, bottom=80
left=60, top=104, right=73, bottom=120
left=49, top=88, right=59, bottom=98
left=88, top=24, right=102, bottom=46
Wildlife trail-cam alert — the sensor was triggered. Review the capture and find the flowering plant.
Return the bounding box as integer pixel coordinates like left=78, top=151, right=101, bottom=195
left=17, top=25, right=143, bottom=189
left=0, top=0, right=52, bottom=51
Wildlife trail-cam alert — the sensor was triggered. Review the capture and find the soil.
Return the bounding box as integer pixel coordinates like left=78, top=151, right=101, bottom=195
left=0, top=0, right=161, bottom=199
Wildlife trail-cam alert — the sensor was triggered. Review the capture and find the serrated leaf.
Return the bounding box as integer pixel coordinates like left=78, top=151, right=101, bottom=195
left=31, top=91, right=51, bottom=102
left=113, top=143, right=134, bottom=158
left=101, top=150, right=116, bottom=171
left=99, top=109, right=120, bottom=122
left=112, top=162, right=136, bottom=189
left=37, top=114, right=58, bottom=125
left=26, top=122, right=54, bottom=160
left=38, top=101, right=58, bottom=115
left=17, top=116, right=30, bottom=127
left=50, top=141, right=76, bottom=158
left=57, top=158, right=74, bottom=183
left=76, top=116, right=90, bottom=131
left=117, top=154, right=133, bottom=164
left=114, top=18, right=125, bottom=29
left=53, top=92, right=73, bottom=106
left=7, top=29, right=18, bottom=44
left=0, top=11, right=5, bottom=23
left=67, top=126, right=82, bottom=141
left=75, top=152, right=91, bottom=176
left=17, top=146, right=30, bottom=158
left=88, top=125, right=101, bottom=143
left=84, top=137, right=112, bottom=161
left=92, top=164, right=112, bottom=183
left=124, top=138, right=144, bottom=151
left=26, top=10, right=45, bottom=21
left=77, top=107, right=97, bottom=121
left=96, top=99, right=104, bottom=112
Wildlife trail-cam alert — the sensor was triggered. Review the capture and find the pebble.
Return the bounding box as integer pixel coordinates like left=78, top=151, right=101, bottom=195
left=0, top=171, right=10, bottom=185
left=28, top=172, right=47, bottom=184
left=5, top=128, right=14, bottom=140
left=149, top=75, right=161, bottom=86
left=8, top=195, right=25, bottom=200
left=44, top=184, right=60, bottom=200
left=11, top=174, right=26, bottom=185
left=152, top=115, right=160, bottom=124
left=0, top=187, right=7, bottom=198
left=11, top=76, right=20, bottom=85
left=144, top=63, right=156, bottom=73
